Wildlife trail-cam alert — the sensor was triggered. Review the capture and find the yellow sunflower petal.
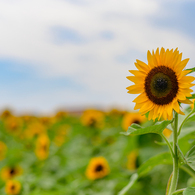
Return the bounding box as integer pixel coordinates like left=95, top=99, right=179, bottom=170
left=133, top=92, right=148, bottom=103
left=155, top=48, right=160, bottom=64
left=127, top=85, right=144, bottom=94
left=179, top=76, right=195, bottom=83
left=177, top=91, right=187, bottom=100
left=172, top=101, right=180, bottom=113
left=178, top=110, right=185, bottom=115
left=176, top=58, right=189, bottom=72
left=139, top=101, right=154, bottom=114
left=179, top=99, right=192, bottom=104
left=126, top=76, right=144, bottom=84
left=135, top=60, right=150, bottom=72
left=178, top=70, right=192, bottom=80
left=148, top=109, right=154, bottom=120
left=134, top=102, right=143, bottom=110
left=159, top=47, right=165, bottom=65
left=129, top=70, right=146, bottom=77
left=147, top=50, right=156, bottom=68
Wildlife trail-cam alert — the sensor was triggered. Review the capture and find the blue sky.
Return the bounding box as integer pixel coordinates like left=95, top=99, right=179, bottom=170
left=0, top=0, right=194, bottom=114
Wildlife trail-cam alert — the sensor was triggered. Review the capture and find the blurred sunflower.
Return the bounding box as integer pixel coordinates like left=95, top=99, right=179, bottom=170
left=35, top=134, right=50, bottom=160
left=85, top=157, right=110, bottom=180
left=127, top=150, right=138, bottom=171
left=122, top=112, right=146, bottom=131
left=4, top=117, right=23, bottom=136
left=1, top=109, right=12, bottom=120
left=5, top=180, right=21, bottom=195
left=0, top=141, right=7, bottom=160
left=81, top=109, right=104, bottom=128
left=163, top=128, right=172, bottom=139
left=54, top=125, right=69, bottom=147
left=1, top=166, right=23, bottom=181
left=127, top=47, right=194, bottom=120
left=39, top=116, right=54, bottom=127
left=24, top=122, right=46, bottom=139
left=54, top=110, right=67, bottom=121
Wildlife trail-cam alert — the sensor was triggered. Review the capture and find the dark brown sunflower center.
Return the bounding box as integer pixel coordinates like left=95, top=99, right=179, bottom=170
left=11, top=184, right=15, bottom=190
left=10, top=168, right=16, bottom=175
left=144, top=66, right=178, bottom=105
left=132, top=120, right=140, bottom=125
left=154, top=77, right=168, bottom=92
left=95, top=164, right=103, bottom=172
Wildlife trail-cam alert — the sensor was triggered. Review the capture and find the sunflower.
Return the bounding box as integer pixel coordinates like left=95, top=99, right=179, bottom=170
left=54, top=125, right=69, bottom=147
left=1, top=109, right=12, bottom=120
left=5, top=180, right=21, bottom=195
left=127, top=47, right=195, bottom=120
left=1, top=166, right=23, bottom=181
left=122, top=112, right=146, bottom=131
left=127, top=150, right=138, bottom=171
left=85, top=157, right=110, bottom=180
left=4, top=116, right=23, bottom=136
left=24, top=122, right=46, bottom=139
left=35, top=134, right=50, bottom=160
left=81, top=109, right=104, bottom=128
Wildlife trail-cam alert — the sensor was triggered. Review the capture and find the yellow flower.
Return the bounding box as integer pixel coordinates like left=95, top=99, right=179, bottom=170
left=127, top=47, right=194, bottom=120
left=81, top=109, right=104, bottom=128
left=127, top=150, right=138, bottom=171
left=5, top=180, right=21, bottom=195
left=54, top=125, right=69, bottom=147
left=163, top=128, right=172, bottom=139
left=0, top=141, right=7, bottom=160
left=24, top=122, right=46, bottom=139
left=122, top=112, right=146, bottom=131
left=1, top=166, right=23, bottom=181
left=4, top=117, right=23, bottom=136
left=55, top=111, right=67, bottom=121
left=35, top=134, right=50, bottom=160
left=1, top=109, right=12, bottom=120
left=85, top=157, right=110, bottom=180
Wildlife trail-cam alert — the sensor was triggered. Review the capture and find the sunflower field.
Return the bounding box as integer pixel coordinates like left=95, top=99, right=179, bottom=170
left=0, top=104, right=195, bottom=195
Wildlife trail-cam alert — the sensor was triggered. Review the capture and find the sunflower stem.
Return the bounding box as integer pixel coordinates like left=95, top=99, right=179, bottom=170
left=168, top=112, right=179, bottom=195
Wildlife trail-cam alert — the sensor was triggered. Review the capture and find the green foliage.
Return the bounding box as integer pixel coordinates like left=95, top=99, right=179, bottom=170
left=119, top=152, right=172, bottom=195
left=138, top=152, right=172, bottom=177
left=183, top=187, right=195, bottom=195
left=122, top=120, right=172, bottom=136
left=185, top=146, right=195, bottom=171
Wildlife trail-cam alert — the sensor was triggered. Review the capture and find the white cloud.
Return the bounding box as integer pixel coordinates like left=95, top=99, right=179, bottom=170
left=0, top=0, right=194, bottom=111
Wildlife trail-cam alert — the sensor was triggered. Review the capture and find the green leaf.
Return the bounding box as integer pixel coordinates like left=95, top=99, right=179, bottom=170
left=118, top=152, right=172, bottom=195
left=121, top=120, right=172, bottom=136
left=185, top=146, right=195, bottom=171
left=183, top=187, right=195, bottom=195
left=138, top=152, right=172, bottom=177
